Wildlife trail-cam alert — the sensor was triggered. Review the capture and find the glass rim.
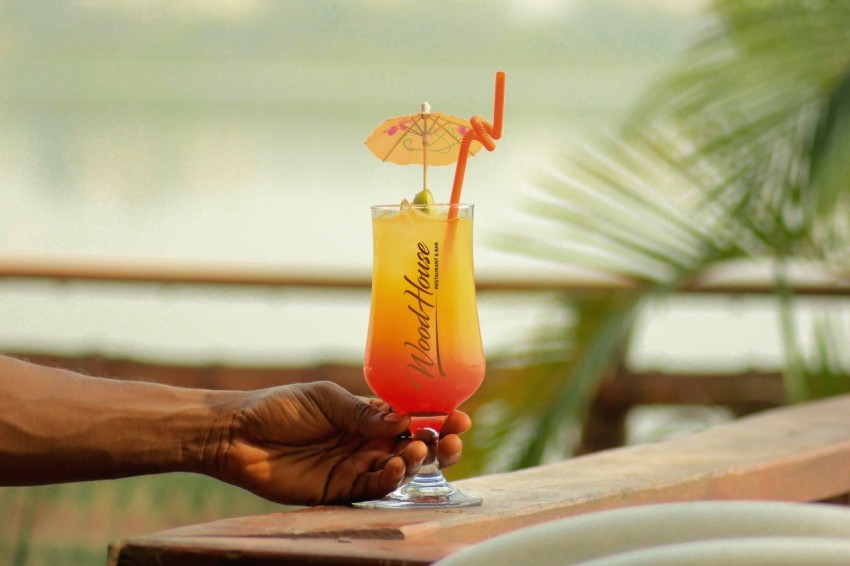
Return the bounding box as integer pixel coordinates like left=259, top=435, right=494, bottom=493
left=370, top=202, right=474, bottom=211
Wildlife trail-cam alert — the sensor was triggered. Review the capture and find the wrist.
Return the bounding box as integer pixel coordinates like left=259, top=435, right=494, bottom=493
left=191, top=389, right=248, bottom=479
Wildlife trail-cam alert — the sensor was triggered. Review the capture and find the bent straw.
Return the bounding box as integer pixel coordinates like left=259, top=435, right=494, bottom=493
left=449, top=71, right=506, bottom=212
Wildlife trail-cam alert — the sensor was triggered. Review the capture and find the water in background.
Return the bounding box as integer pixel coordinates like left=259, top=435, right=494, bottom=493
left=1, top=0, right=783, bottom=369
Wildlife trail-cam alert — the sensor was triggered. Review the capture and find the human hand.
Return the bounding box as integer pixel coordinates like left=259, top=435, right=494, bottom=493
left=205, top=381, right=470, bottom=506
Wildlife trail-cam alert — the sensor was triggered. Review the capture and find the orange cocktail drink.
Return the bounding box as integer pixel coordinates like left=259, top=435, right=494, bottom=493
left=364, top=202, right=485, bottom=437
left=358, top=72, right=503, bottom=509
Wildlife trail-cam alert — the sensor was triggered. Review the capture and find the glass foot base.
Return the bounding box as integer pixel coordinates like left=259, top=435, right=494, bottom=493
left=353, top=466, right=482, bottom=509
left=353, top=485, right=481, bottom=509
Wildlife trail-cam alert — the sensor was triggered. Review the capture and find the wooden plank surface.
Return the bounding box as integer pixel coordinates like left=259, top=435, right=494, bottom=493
left=108, top=394, right=850, bottom=565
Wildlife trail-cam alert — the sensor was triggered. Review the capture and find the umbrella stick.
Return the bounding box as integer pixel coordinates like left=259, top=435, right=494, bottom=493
left=422, top=107, right=429, bottom=190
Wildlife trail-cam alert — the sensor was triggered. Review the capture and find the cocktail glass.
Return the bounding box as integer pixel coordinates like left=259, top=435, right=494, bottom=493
left=357, top=202, right=485, bottom=508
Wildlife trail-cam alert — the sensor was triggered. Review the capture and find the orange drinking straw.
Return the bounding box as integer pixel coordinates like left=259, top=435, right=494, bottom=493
left=449, top=71, right=506, bottom=210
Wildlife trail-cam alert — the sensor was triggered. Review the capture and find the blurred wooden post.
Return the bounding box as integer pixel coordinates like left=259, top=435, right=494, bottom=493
left=576, top=369, right=786, bottom=454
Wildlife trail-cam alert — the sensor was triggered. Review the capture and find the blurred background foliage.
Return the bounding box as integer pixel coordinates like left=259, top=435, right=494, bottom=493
left=3, top=0, right=850, bottom=564
left=1, top=475, right=282, bottom=565
left=466, top=0, right=850, bottom=473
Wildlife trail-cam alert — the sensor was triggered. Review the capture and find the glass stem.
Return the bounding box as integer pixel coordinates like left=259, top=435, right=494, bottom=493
left=403, top=462, right=453, bottom=495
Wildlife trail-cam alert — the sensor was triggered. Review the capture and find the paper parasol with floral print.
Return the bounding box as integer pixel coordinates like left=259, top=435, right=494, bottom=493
left=365, top=103, right=483, bottom=193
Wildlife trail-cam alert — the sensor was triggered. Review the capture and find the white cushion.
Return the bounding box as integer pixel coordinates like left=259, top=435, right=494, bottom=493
left=436, top=501, right=850, bottom=566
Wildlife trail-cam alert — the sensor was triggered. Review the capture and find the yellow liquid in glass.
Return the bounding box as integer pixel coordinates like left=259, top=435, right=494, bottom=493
left=363, top=204, right=485, bottom=431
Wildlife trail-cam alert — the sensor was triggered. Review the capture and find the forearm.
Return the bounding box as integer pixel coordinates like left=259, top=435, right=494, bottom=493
left=0, top=355, right=241, bottom=485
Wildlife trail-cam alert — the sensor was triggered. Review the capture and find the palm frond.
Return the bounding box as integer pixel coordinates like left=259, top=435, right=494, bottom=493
left=805, top=314, right=850, bottom=399
left=629, top=0, right=850, bottom=267
left=808, top=70, right=850, bottom=264
left=513, top=293, right=638, bottom=468
left=481, top=0, right=850, bottom=470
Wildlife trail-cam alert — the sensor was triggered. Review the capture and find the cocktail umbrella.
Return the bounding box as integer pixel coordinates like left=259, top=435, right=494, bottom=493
left=365, top=103, right=483, bottom=200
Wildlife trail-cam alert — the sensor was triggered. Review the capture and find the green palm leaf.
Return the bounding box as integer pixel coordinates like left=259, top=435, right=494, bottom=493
left=631, top=0, right=850, bottom=264
left=483, top=0, right=850, bottom=470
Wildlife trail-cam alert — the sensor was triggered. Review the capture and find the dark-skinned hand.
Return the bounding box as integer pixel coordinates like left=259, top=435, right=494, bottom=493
left=208, top=381, right=471, bottom=505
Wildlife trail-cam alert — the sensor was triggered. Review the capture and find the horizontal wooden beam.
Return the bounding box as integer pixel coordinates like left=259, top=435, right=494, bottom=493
left=108, top=394, right=850, bottom=565
left=9, top=352, right=373, bottom=396
left=599, top=369, right=785, bottom=410
left=7, top=352, right=785, bottom=410
left=1, top=255, right=848, bottom=295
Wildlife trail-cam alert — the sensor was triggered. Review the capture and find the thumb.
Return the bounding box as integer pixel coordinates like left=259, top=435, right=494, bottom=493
left=350, top=399, right=411, bottom=438
left=309, top=382, right=410, bottom=438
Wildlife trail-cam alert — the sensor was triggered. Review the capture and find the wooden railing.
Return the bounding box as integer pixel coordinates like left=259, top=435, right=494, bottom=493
left=1, top=254, right=849, bottom=295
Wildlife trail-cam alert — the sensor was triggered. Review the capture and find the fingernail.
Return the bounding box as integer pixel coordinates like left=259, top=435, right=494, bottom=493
left=383, top=412, right=407, bottom=423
